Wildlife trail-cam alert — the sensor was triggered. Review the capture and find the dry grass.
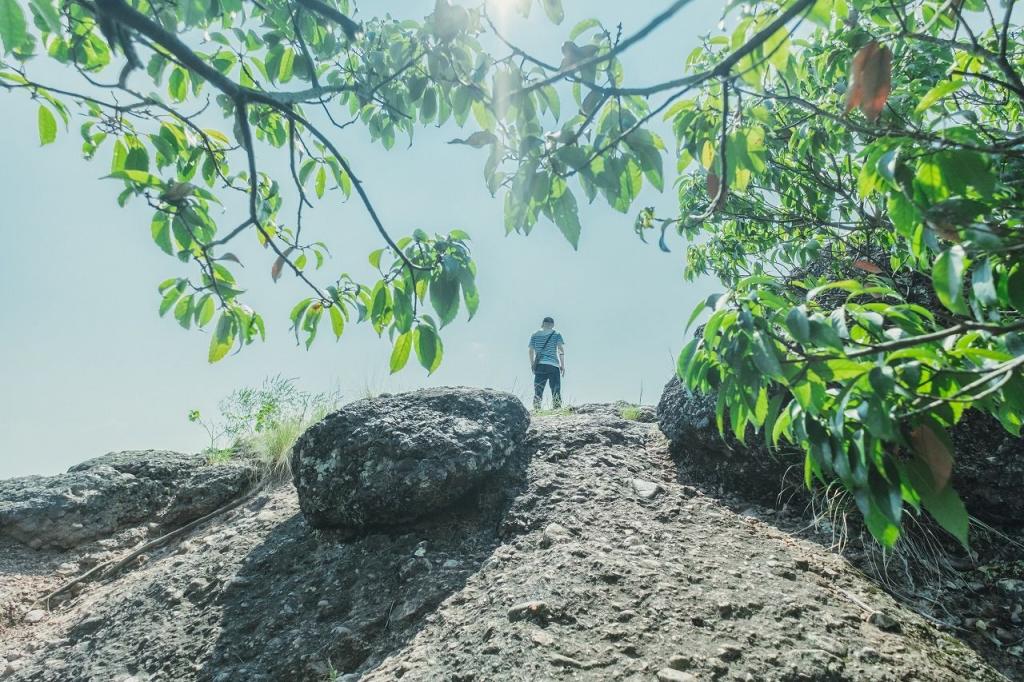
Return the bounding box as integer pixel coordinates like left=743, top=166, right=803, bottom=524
left=239, top=404, right=335, bottom=479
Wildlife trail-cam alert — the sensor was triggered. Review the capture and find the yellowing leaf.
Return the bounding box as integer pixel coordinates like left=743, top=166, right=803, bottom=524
left=700, top=141, right=716, bottom=169
left=915, top=80, right=964, bottom=113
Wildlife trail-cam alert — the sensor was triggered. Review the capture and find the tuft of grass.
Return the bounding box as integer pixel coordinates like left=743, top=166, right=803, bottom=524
left=239, top=404, right=334, bottom=478
left=619, top=404, right=643, bottom=421
left=205, top=447, right=235, bottom=465
left=797, top=479, right=1002, bottom=601
left=533, top=406, right=573, bottom=417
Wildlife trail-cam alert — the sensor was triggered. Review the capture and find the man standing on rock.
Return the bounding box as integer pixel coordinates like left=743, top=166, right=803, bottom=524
left=528, top=316, right=565, bottom=410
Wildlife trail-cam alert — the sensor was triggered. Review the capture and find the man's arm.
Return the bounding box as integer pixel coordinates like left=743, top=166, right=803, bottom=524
left=557, top=343, right=565, bottom=376
left=528, top=347, right=536, bottom=369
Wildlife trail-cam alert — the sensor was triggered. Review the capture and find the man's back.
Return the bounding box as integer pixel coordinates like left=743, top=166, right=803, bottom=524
left=529, top=328, right=562, bottom=368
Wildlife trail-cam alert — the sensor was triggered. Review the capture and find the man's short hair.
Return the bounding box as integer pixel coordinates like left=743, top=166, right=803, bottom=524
left=542, top=316, right=554, bottom=324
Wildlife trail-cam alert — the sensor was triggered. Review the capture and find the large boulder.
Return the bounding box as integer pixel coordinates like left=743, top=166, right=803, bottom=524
left=0, top=450, right=257, bottom=549
left=291, top=387, right=530, bottom=533
left=949, top=411, right=1024, bottom=527
left=657, top=376, right=801, bottom=502
left=658, top=376, right=1024, bottom=526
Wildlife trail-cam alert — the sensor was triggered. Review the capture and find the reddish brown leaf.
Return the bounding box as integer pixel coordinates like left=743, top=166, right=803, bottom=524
left=843, top=47, right=868, bottom=114
left=931, top=220, right=962, bottom=242
left=707, top=172, right=728, bottom=211
left=853, top=259, right=883, bottom=274
left=271, top=247, right=295, bottom=282
left=911, top=424, right=954, bottom=491
left=845, top=41, right=892, bottom=122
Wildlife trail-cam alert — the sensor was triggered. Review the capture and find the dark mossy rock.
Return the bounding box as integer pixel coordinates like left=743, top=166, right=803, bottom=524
left=949, top=411, right=1024, bottom=527
left=656, top=376, right=802, bottom=503
left=658, top=376, right=1024, bottom=526
left=291, top=387, right=530, bottom=534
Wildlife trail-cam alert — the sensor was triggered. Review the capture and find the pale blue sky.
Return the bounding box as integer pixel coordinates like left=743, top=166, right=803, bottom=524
left=0, top=0, right=721, bottom=477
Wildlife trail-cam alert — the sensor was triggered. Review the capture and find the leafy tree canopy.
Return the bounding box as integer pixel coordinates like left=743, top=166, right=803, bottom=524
left=2, top=0, right=1023, bottom=545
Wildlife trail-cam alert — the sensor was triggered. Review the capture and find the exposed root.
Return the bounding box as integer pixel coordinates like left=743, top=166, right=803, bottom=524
left=36, top=475, right=274, bottom=608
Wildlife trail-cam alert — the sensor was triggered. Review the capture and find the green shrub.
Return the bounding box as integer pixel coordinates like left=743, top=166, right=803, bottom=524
left=189, top=376, right=341, bottom=475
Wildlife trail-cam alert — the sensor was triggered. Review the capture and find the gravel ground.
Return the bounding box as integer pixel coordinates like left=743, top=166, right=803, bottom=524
left=0, top=406, right=1016, bottom=681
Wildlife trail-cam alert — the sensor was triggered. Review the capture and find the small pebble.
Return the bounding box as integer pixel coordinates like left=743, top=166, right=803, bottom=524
left=508, top=600, right=549, bottom=622
left=23, top=609, right=47, bottom=624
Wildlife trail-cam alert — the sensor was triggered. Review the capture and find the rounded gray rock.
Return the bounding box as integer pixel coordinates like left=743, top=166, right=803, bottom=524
left=291, top=387, right=529, bottom=533
left=0, top=450, right=257, bottom=549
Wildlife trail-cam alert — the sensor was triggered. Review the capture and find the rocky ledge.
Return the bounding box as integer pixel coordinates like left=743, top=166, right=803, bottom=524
left=0, top=451, right=257, bottom=549
left=0, top=388, right=1020, bottom=681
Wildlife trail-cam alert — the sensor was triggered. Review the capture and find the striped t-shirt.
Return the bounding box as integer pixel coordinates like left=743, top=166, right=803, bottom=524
left=529, top=330, right=563, bottom=367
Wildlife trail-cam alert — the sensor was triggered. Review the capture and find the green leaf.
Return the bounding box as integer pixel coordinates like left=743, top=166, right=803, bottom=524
left=368, top=248, right=385, bottom=269
left=278, top=48, right=295, bottom=82
left=0, top=0, right=27, bottom=53
left=390, top=331, right=413, bottom=373
left=169, top=67, right=188, bottom=102
left=971, top=258, right=997, bottom=308
left=37, top=105, right=56, bottom=145
left=685, top=300, right=707, bottom=332
left=461, top=278, right=480, bottom=320
left=111, top=139, right=128, bottom=172
left=569, top=18, right=599, bottom=40
left=414, top=324, right=443, bottom=373
left=923, top=484, right=969, bottom=547
left=807, top=0, right=840, bottom=27
left=854, top=486, right=901, bottom=547
left=915, top=80, right=964, bottom=113
left=551, top=187, right=581, bottom=249
left=420, top=87, right=437, bottom=123
left=106, top=169, right=163, bottom=187
left=196, top=295, right=215, bottom=327
left=158, top=281, right=185, bottom=316
left=932, top=246, right=969, bottom=315
left=1007, top=265, right=1024, bottom=314
left=393, top=286, right=414, bottom=333
left=429, top=274, right=460, bottom=327
left=752, top=331, right=783, bottom=379
left=315, top=166, right=326, bottom=199
left=329, top=304, right=345, bottom=339
left=785, top=307, right=811, bottom=344
left=208, top=313, right=236, bottom=363
left=676, top=337, right=700, bottom=382
left=28, top=0, right=60, bottom=33
left=174, top=294, right=194, bottom=330
left=151, top=215, right=174, bottom=255
left=541, top=0, right=564, bottom=24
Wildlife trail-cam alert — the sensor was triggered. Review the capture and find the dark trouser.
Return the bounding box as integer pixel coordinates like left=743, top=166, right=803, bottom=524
left=533, top=364, right=561, bottom=409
